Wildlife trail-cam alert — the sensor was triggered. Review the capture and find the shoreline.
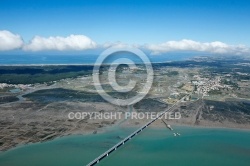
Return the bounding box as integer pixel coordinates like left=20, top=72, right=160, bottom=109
left=159, top=123, right=250, bottom=132
left=1, top=123, right=250, bottom=153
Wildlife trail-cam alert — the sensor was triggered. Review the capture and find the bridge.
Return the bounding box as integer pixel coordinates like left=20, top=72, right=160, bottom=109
left=86, top=95, right=189, bottom=166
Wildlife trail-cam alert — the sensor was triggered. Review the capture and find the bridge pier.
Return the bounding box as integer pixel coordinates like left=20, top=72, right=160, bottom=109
left=86, top=95, right=189, bottom=166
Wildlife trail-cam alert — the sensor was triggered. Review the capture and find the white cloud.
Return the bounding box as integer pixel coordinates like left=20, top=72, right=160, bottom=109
left=0, top=30, right=24, bottom=51
left=1, top=30, right=249, bottom=56
left=102, top=41, right=140, bottom=49
left=146, top=39, right=250, bottom=55
left=23, top=35, right=97, bottom=51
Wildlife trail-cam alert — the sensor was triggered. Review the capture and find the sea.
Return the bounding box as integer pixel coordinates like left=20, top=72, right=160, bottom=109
left=0, top=126, right=250, bottom=166
left=0, top=54, right=196, bottom=65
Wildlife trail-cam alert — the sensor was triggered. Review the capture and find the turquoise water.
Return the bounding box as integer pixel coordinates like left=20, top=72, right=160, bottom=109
left=0, top=126, right=250, bottom=166
left=99, top=127, right=250, bottom=166
left=0, top=54, right=193, bottom=65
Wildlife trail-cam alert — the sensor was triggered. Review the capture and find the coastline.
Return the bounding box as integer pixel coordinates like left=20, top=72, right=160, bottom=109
left=1, top=124, right=250, bottom=166
left=1, top=122, right=250, bottom=153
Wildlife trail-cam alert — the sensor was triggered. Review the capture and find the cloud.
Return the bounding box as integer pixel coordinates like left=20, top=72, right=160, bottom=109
left=146, top=39, right=250, bottom=55
left=1, top=30, right=249, bottom=56
left=102, top=42, right=139, bottom=49
left=23, top=35, right=97, bottom=51
left=0, top=30, right=24, bottom=51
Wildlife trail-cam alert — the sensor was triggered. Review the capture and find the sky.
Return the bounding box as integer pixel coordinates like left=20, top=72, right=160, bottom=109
left=0, top=0, right=250, bottom=55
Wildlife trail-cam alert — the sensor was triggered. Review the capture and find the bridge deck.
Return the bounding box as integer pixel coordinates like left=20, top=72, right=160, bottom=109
left=86, top=95, right=189, bottom=166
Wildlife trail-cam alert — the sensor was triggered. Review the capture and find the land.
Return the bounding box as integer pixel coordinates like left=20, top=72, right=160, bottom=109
left=1, top=56, right=250, bottom=151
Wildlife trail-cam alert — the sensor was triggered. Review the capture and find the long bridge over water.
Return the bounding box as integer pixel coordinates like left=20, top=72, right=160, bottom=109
left=86, top=95, right=189, bottom=166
